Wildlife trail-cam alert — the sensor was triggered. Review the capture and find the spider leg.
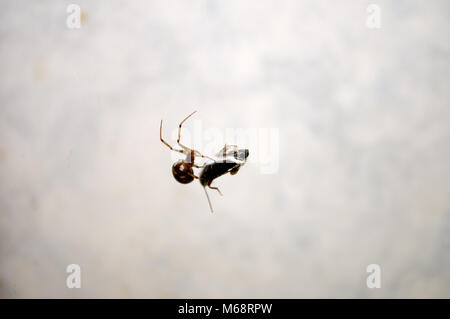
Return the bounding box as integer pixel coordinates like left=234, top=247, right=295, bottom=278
left=187, top=171, right=200, bottom=179
left=160, top=120, right=184, bottom=154
left=163, top=112, right=216, bottom=168
left=176, top=111, right=217, bottom=163
left=177, top=110, right=197, bottom=151
left=194, top=151, right=216, bottom=163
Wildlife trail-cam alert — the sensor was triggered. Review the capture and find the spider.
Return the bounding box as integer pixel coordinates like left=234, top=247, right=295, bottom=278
left=160, top=111, right=249, bottom=213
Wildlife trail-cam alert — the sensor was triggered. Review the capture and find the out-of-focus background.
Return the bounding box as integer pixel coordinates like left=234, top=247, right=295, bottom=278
left=1, top=0, right=450, bottom=298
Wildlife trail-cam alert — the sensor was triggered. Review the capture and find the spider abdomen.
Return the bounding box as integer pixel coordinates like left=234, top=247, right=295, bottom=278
left=172, top=160, right=194, bottom=184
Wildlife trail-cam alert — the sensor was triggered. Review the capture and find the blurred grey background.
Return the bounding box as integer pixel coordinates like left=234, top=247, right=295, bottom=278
left=1, top=0, right=450, bottom=298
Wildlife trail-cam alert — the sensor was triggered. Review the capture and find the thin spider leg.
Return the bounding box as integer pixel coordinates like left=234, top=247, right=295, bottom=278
left=160, top=120, right=184, bottom=154
left=177, top=110, right=197, bottom=151
left=187, top=171, right=200, bottom=179
left=174, top=111, right=216, bottom=163
left=194, top=151, right=216, bottom=163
